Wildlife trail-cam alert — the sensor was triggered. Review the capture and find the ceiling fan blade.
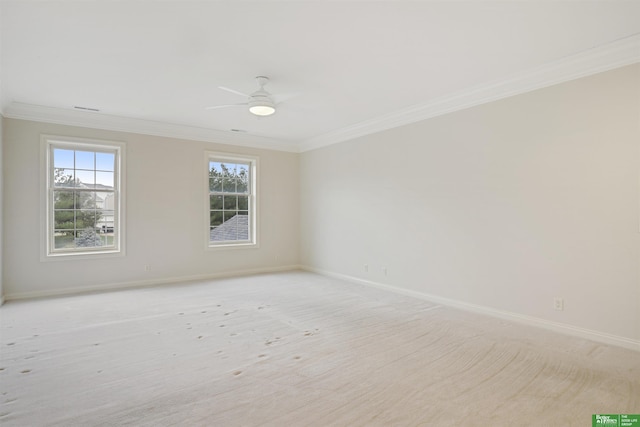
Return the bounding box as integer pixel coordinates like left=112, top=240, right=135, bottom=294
left=218, top=86, right=250, bottom=98
left=205, top=103, right=247, bottom=110
left=273, top=92, right=300, bottom=104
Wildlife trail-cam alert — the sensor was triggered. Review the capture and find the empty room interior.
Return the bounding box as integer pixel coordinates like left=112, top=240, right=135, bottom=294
left=1, top=1, right=639, bottom=426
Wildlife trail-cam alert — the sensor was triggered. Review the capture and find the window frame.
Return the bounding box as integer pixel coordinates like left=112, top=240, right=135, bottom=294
left=205, top=151, right=258, bottom=250
left=41, top=135, right=126, bottom=260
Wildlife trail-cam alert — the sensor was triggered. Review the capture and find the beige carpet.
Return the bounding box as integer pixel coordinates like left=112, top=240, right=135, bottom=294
left=1, top=271, right=638, bottom=426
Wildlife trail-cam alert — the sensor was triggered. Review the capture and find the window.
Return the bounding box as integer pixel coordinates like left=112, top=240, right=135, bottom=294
left=43, top=136, right=124, bottom=257
left=206, top=152, right=257, bottom=248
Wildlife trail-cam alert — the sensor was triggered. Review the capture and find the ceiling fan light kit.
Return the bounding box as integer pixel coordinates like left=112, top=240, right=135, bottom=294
left=249, top=96, right=276, bottom=116
left=208, top=76, right=278, bottom=117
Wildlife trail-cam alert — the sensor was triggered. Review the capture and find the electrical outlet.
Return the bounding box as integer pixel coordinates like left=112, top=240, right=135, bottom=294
left=144, top=264, right=151, bottom=272
left=554, top=297, right=564, bottom=311
left=382, top=267, right=387, bottom=276
left=364, top=264, right=369, bottom=272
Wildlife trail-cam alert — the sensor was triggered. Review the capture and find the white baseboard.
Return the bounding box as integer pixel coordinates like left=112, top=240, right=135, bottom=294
left=301, top=265, right=640, bottom=352
left=3, top=265, right=302, bottom=301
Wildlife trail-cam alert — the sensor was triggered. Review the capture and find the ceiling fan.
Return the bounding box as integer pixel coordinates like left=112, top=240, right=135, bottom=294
left=206, top=76, right=278, bottom=117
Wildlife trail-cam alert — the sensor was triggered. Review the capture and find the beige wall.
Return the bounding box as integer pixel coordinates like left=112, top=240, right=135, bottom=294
left=300, top=64, right=640, bottom=343
left=3, top=119, right=299, bottom=298
left=3, top=64, right=639, bottom=345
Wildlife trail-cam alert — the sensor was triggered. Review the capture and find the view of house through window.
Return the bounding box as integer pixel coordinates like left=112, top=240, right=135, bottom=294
left=45, top=138, right=122, bottom=256
left=208, top=154, right=256, bottom=246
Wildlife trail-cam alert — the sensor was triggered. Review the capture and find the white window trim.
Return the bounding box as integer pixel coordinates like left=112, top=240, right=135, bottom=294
left=40, top=135, right=126, bottom=261
left=205, top=151, right=258, bottom=250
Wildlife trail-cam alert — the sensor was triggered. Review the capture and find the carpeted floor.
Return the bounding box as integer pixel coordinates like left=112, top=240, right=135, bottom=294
left=1, top=271, right=638, bottom=426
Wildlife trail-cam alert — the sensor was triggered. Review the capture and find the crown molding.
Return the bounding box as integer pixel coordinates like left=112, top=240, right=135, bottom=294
left=300, top=33, right=640, bottom=153
left=4, top=34, right=639, bottom=154
left=3, top=102, right=300, bottom=153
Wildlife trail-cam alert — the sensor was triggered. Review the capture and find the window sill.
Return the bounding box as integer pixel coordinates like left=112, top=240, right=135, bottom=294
left=41, top=249, right=124, bottom=262
left=206, top=242, right=259, bottom=251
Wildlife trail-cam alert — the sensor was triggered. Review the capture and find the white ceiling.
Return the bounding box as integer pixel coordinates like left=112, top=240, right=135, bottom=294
left=2, top=1, right=640, bottom=152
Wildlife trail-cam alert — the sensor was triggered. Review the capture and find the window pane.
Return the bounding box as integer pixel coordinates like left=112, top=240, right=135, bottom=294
left=223, top=195, right=237, bottom=210
left=53, top=149, right=74, bottom=168
left=53, top=190, right=75, bottom=209
left=211, top=177, right=222, bottom=192
left=96, top=152, right=115, bottom=171
left=210, top=162, right=223, bottom=175
left=77, top=211, right=97, bottom=230
left=76, top=170, right=95, bottom=187
left=237, top=164, right=249, bottom=193
left=95, top=194, right=105, bottom=209
left=222, top=163, right=236, bottom=176
left=79, top=192, right=97, bottom=209
left=236, top=213, right=249, bottom=240
left=236, top=177, right=249, bottom=193
left=97, top=210, right=114, bottom=232
left=223, top=211, right=237, bottom=222
left=99, top=234, right=114, bottom=247
left=210, top=211, right=223, bottom=227
left=54, top=233, right=75, bottom=249
left=74, top=228, right=103, bottom=248
left=225, top=224, right=238, bottom=240
left=103, top=193, right=115, bottom=209
left=54, top=210, right=75, bottom=230
left=96, top=171, right=114, bottom=188
left=237, top=163, right=249, bottom=176
left=222, top=175, right=236, bottom=193
left=75, top=151, right=94, bottom=170
left=210, top=195, right=223, bottom=210
left=238, top=196, right=248, bottom=210
left=53, top=169, right=75, bottom=187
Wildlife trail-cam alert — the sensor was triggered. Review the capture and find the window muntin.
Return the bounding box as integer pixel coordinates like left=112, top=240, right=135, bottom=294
left=45, top=138, right=123, bottom=256
left=207, top=154, right=256, bottom=247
